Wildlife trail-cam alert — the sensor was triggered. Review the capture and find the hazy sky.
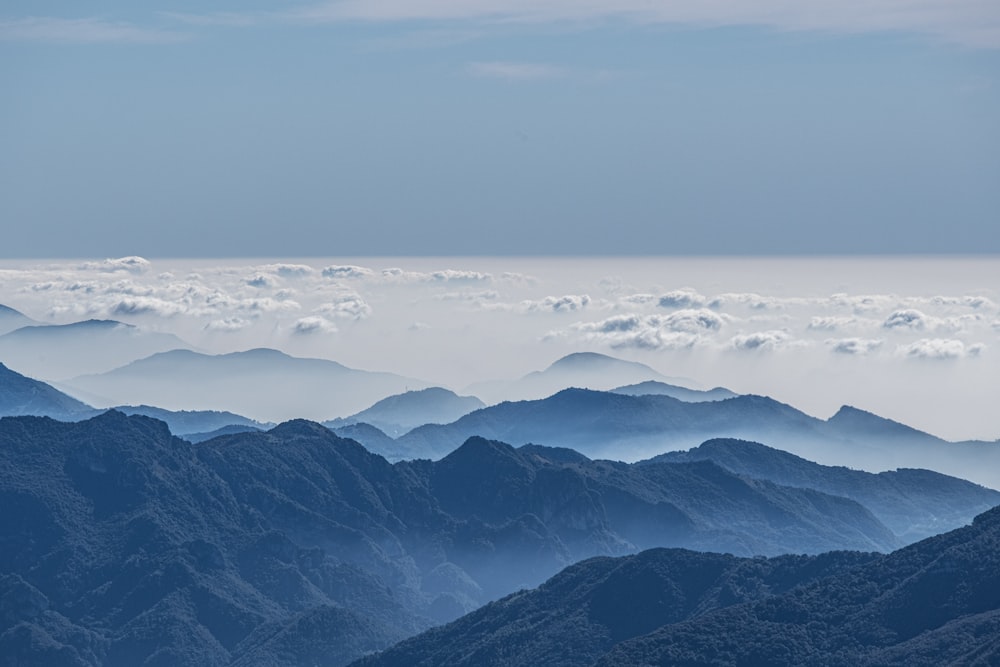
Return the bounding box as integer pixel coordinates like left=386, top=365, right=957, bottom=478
left=2, top=1, right=999, bottom=256
left=1, top=256, right=998, bottom=441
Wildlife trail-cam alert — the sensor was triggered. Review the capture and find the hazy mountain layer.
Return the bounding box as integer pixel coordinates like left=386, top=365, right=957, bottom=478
left=62, top=348, right=430, bottom=423
left=0, top=362, right=97, bottom=422
left=653, top=438, right=1000, bottom=542
left=397, top=388, right=1000, bottom=489
left=0, top=412, right=959, bottom=666
left=0, top=319, right=190, bottom=380
left=359, top=505, right=1000, bottom=667
left=0, top=304, right=38, bottom=336
left=611, top=380, right=737, bottom=402
left=325, top=388, right=484, bottom=437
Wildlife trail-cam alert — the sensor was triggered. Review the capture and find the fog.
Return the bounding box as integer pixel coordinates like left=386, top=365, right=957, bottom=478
left=0, top=256, right=997, bottom=441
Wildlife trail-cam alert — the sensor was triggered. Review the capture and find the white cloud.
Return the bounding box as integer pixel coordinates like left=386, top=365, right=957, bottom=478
left=827, top=337, right=884, bottom=355
left=883, top=308, right=929, bottom=330
left=730, top=330, right=793, bottom=352
left=657, top=289, right=708, bottom=309
left=809, top=316, right=861, bottom=331
left=898, top=338, right=985, bottom=360
left=291, top=0, right=1000, bottom=48
left=246, top=274, right=277, bottom=288
left=204, top=317, right=252, bottom=332
left=80, top=256, right=152, bottom=274
left=0, top=17, right=185, bottom=44
left=662, top=308, right=725, bottom=333
left=292, top=316, right=338, bottom=334
left=322, top=265, right=375, bottom=279
left=315, top=292, right=373, bottom=320
left=467, top=61, right=567, bottom=81
left=523, top=294, right=591, bottom=312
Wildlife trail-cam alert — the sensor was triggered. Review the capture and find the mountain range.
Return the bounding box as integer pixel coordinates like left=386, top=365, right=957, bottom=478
left=61, top=348, right=430, bottom=423
left=611, top=380, right=737, bottom=402
left=465, top=352, right=696, bottom=404
left=0, top=304, right=38, bottom=336
left=4, top=411, right=993, bottom=665
left=392, top=388, right=1000, bottom=489
left=0, top=319, right=189, bottom=381
left=325, top=388, right=485, bottom=438
left=357, top=505, right=1000, bottom=667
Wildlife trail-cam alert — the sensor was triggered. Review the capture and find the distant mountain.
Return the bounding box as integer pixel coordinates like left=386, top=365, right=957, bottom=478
left=2, top=413, right=946, bottom=665
left=611, top=380, right=737, bottom=402
left=360, top=505, right=1000, bottom=667
left=653, top=438, right=1000, bottom=542
left=353, top=549, right=880, bottom=667
left=326, top=388, right=485, bottom=437
left=184, top=423, right=264, bottom=444
left=466, top=352, right=694, bottom=404
left=329, top=422, right=411, bottom=461
left=0, top=304, right=38, bottom=336
left=397, top=388, right=1000, bottom=489
left=62, top=348, right=431, bottom=423
left=114, top=405, right=269, bottom=438
left=0, top=319, right=190, bottom=380
left=595, top=505, right=1000, bottom=666
left=0, top=362, right=96, bottom=421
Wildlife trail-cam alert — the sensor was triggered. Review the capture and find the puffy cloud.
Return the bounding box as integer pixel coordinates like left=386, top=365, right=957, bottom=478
left=898, top=338, right=985, bottom=360
left=315, top=292, right=372, bottom=320
left=565, top=311, right=721, bottom=350
left=292, top=316, right=338, bottom=334
left=658, top=289, right=707, bottom=309
left=883, top=309, right=928, bottom=330
left=110, top=297, right=188, bottom=318
left=266, top=264, right=315, bottom=278
left=322, top=265, right=374, bottom=279
left=827, top=337, right=884, bottom=355
left=928, top=295, right=997, bottom=310
left=662, top=308, right=725, bottom=333
left=245, top=274, right=277, bottom=288
left=204, top=317, right=252, bottom=332
left=436, top=290, right=500, bottom=304
left=729, top=330, right=792, bottom=352
left=809, top=316, right=857, bottom=331
left=428, top=269, right=492, bottom=283
left=80, top=256, right=151, bottom=274
left=524, top=294, right=591, bottom=312
left=620, top=293, right=658, bottom=306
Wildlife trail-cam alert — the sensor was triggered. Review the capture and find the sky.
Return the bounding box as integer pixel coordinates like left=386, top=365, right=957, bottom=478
left=1, top=255, right=998, bottom=442
left=2, top=1, right=999, bottom=256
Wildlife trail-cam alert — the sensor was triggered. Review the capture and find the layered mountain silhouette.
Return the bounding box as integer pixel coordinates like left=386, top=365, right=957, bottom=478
left=0, top=362, right=96, bottom=421
left=0, top=319, right=189, bottom=380
left=325, top=388, right=484, bottom=437
left=0, top=304, right=38, bottom=336
left=62, top=348, right=430, bottom=423
left=653, top=438, right=1000, bottom=542
left=466, top=352, right=695, bottom=404
left=395, top=388, right=1000, bottom=489
left=114, top=405, right=270, bottom=439
left=357, top=505, right=1000, bottom=667
left=611, top=380, right=737, bottom=402
left=4, top=411, right=980, bottom=665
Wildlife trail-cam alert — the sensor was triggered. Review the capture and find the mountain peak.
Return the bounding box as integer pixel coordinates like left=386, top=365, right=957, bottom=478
left=547, top=352, right=655, bottom=372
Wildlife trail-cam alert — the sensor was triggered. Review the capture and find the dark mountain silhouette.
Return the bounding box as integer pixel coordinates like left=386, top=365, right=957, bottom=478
left=397, top=388, right=1000, bottom=489
left=113, top=405, right=269, bottom=438
left=652, top=438, right=1000, bottom=542
left=352, top=549, right=880, bottom=667
left=62, top=348, right=431, bottom=423
left=0, top=413, right=952, bottom=665
left=0, top=362, right=97, bottom=421
left=611, top=380, right=737, bottom=402
left=329, top=423, right=410, bottom=460
left=466, top=352, right=694, bottom=404
left=0, top=304, right=38, bottom=336
left=359, top=505, right=1000, bottom=667
left=0, top=319, right=190, bottom=380
left=325, top=388, right=484, bottom=437
left=596, top=505, right=1000, bottom=666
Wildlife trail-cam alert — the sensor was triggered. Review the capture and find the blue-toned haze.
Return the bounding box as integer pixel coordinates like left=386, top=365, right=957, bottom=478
left=2, top=0, right=999, bottom=255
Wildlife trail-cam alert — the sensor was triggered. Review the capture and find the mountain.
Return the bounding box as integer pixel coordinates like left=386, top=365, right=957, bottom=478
left=325, top=388, right=485, bottom=437
left=359, top=505, right=1000, bottom=667
left=466, top=352, right=694, bottom=404
left=329, top=423, right=411, bottom=461
left=0, top=319, right=190, bottom=380
left=611, top=380, right=737, bottom=402
left=0, top=362, right=97, bottom=421
left=62, top=348, right=431, bottom=423
left=596, top=505, right=1000, bottom=666
left=1, top=413, right=947, bottom=665
left=352, top=548, right=880, bottom=667
left=396, top=388, right=1000, bottom=489
left=113, top=405, right=269, bottom=438
left=0, top=304, right=38, bottom=336
left=653, top=438, right=1000, bottom=542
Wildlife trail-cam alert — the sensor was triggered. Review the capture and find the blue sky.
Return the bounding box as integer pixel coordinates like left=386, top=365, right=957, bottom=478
left=2, top=1, right=999, bottom=256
